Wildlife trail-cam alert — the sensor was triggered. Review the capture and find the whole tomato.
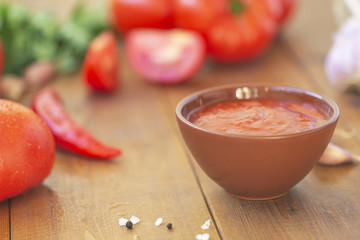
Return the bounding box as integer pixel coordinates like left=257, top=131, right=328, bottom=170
left=110, top=0, right=173, bottom=34
left=174, top=0, right=279, bottom=62
left=82, top=31, right=120, bottom=91
left=0, top=99, right=55, bottom=202
left=174, top=0, right=226, bottom=37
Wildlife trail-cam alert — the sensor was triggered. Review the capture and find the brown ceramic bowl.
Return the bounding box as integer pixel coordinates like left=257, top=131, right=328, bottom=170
left=176, top=84, right=339, bottom=200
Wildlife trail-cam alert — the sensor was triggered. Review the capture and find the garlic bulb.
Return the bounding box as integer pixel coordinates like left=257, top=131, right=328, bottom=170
left=325, top=16, right=360, bottom=91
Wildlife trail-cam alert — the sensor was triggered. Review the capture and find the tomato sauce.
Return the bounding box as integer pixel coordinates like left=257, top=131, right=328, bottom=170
left=190, top=100, right=329, bottom=135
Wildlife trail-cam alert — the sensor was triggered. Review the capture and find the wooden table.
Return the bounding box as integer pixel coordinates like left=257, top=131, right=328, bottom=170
left=2, top=0, right=360, bottom=239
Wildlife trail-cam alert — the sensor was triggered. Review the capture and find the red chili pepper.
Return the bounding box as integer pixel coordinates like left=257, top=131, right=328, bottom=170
left=31, top=87, right=122, bottom=159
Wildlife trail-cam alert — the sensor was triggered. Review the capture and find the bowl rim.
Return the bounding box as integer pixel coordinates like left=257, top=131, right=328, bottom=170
left=175, top=84, right=340, bottom=139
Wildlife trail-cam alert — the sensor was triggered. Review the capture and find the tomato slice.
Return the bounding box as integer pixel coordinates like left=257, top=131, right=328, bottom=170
left=125, top=28, right=206, bottom=85
left=82, top=31, right=120, bottom=91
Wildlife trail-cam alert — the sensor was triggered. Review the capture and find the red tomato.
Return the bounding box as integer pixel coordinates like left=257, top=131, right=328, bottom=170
left=174, top=0, right=226, bottom=36
left=125, top=28, right=206, bottom=85
left=110, top=0, right=173, bottom=34
left=174, top=0, right=278, bottom=62
left=82, top=31, right=120, bottom=92
left=0, top=99, right=55, bottom=202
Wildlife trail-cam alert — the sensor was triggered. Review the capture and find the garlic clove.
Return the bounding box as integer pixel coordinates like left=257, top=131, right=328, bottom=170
left=318, top=143, right=360, bottom=166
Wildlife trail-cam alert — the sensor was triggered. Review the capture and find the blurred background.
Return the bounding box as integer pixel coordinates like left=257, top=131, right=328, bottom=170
left=1, top=0, right=349, bottom=100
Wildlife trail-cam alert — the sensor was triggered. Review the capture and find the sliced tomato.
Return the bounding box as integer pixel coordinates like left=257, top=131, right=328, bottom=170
left=82, top=31, right=120, bottom=92
left=174, top=0, right=278, bottom=62
left=125, top=28, right=206, bottom=85
left=110, top=0, right=173, bottom=34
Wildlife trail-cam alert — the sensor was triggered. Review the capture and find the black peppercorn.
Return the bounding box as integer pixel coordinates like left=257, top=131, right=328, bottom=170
left=126, top=221, right=133, bottom=229
left=166, top=223, right=172, bottom=229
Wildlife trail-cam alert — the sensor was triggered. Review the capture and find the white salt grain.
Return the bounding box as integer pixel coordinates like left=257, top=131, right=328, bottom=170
left=130, top=216, right=140, bottom=224
left=119, top=218, right=128, bottom=226
left=155, top=218, right=163, bottom=226
left=196, top=233, right=210, bottom=240
left=201, top=219, right=211, bottom=230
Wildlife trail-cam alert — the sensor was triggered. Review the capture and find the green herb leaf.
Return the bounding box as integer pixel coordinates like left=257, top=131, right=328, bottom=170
left=0, top=2, right=109, bottom=75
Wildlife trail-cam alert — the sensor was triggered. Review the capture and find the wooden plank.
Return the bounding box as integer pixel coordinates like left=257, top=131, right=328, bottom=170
left=9, top=61, right=220, bottom=239
left=0, top=201, right=9, bottom=240
left=160, top=2, right=360, bottom=238
left=5, top=1, right=220, bottom=238
left=165, top=53, right=360, bottom=239
left=164, top=50, right=360, bottom=239
left=5, top=0, right=360, bottom=239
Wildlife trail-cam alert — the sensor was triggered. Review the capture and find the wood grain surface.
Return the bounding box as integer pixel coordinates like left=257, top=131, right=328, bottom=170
left=2, top=0, right=360, bottom=239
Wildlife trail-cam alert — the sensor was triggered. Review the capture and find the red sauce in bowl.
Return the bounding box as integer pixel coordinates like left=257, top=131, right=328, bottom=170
left=190, top=100, right=329, bottom=135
